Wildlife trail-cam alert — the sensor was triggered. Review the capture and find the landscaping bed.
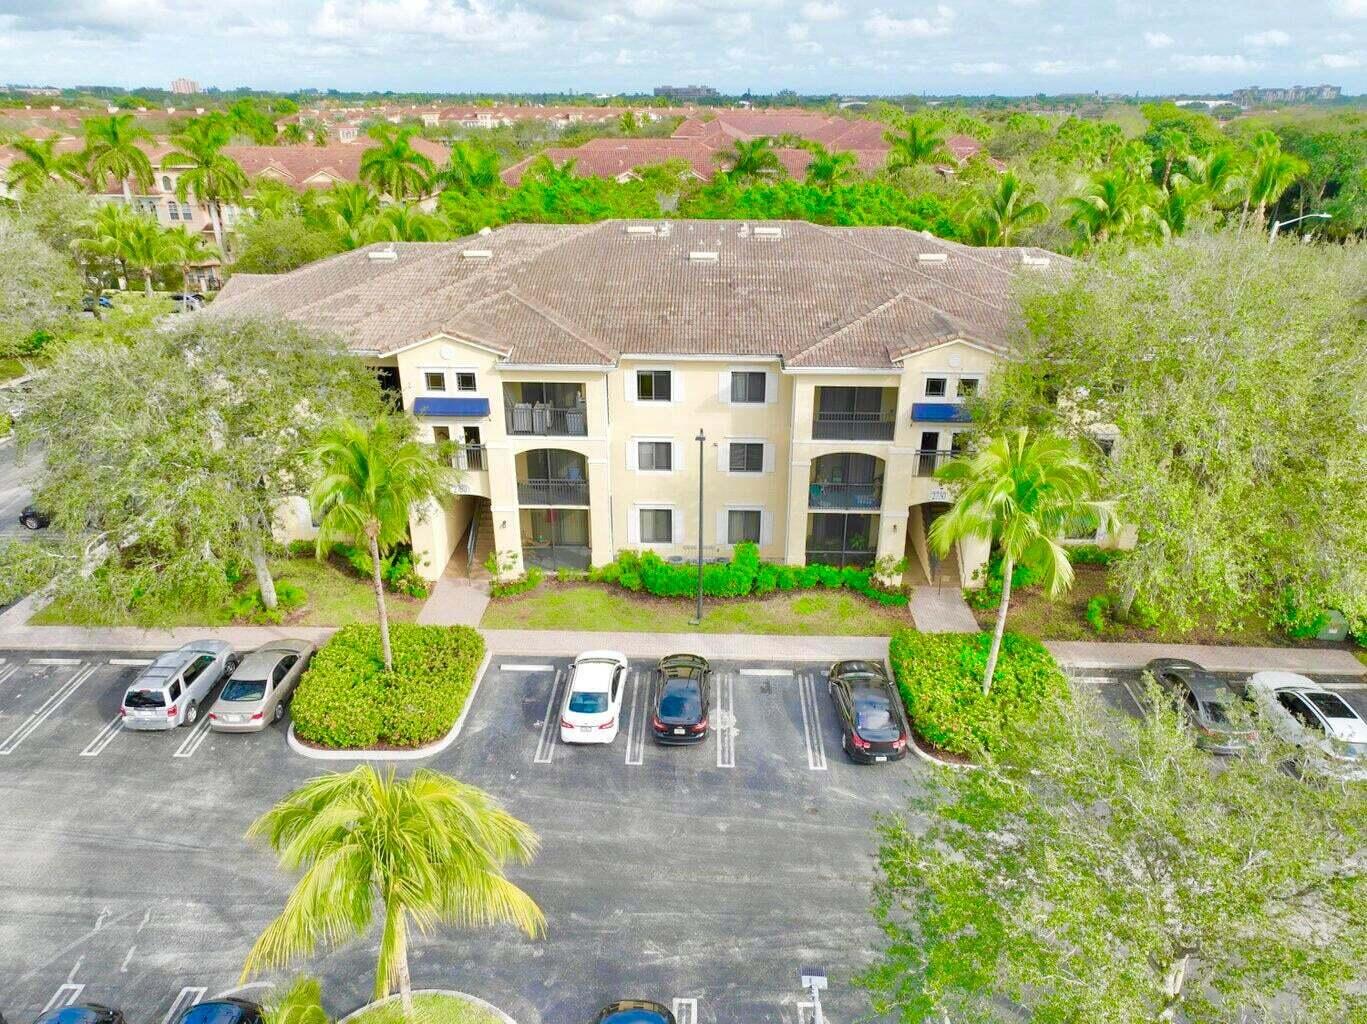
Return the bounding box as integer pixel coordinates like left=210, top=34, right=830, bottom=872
left=888, top=628, right=1068, bottom=758
left=344, top=993, right=507, bottom=1024
left=291, top=624, right=486, bottom=750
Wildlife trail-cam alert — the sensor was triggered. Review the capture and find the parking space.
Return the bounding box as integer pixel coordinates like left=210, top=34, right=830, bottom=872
left=1068, top=666, right=1367, bottom=722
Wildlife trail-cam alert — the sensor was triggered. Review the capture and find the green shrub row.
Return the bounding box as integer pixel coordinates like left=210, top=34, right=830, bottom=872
left=888, top=628, right=1068, bottom=756
left=291, top=623, right=486, bottom=749
left=227, top=579, right=307, bottom=625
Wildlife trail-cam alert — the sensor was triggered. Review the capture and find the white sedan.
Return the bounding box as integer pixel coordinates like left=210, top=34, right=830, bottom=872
left=1247, top=671, right=1367, bottom=782
left=560, top=650, right=629, bottom=744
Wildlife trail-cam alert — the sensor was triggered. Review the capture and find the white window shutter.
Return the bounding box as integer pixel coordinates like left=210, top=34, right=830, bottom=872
left=716, top=442, right=728, bottom=473
left=765, top=371, right=778, bottom=404
left=627, top=508, right=640, bottom=544
left=671, top=507, right=683, bottom=543
left=716, top=509, right=728, bottom=545
left=760, top=510, right=774, bottom=546
left=671, top=370, right=683, bottom=403
left=624, top=370, right=637, bottom=403
left=672, top=439, right=683, bottom=473
left=762, top=442, right=775, bottom=473
left=718, top=371, right=731, bottom=404
left=626, top=440, right=639, bottom=472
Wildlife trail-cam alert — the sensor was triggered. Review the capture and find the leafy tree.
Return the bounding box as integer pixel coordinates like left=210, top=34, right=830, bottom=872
left=1150, top=126, right=1191, bottom=189
left=365, top=203, right=448, bottom=242
left=861, top=685, right=1367, bottom=1024
left=72, top=202, right=147, bottom=290
left=263, top=977, right=328, bottom=1024
left=246, top=176, right=304, bottom=220
left=1065, top=168, right=1165, bottom=246
left=989, top=232, right=1367, bottom=632
left=15, top=317, right=382, bottom=617
left=308, top=182, right=382, bottom=250
left=617, top=110, right=639, bottom=136
left=233, top=213, right=340, bottom=274
left=164, top=226, right=218, bottom=309
left=310, top=416, right=450, bottom=669
left=1243, top=130, right=1309, bottom=228
left=1177, top=145, right=1246, bottom=211
left=432, top=140, right=502, bottom=195
left=276, top=122, right=307, bottom=146
left=242, top=766, right=545, bottom=1017
left=680, top=177, right=956, bottom=235
left=360, top=123, right=436, bottom=200
left=1266, top=118, right=1367, bottom=239
left=803, top=143, right=859, bottom=190
left=884, top=118, right=950, bottom=170
left=4, top=135, right=83, bottom=195
left=119, top=216, right=179, bottom=296
left=714, top=137, right=784, bottom=182
left=960, top=170, right=1048, bottom=246
left=81, top=113, right=155, bottom=205
left=929, top=429, right=1113, bottom=694
left=164, top=116, right=249, bottom=255
left=225, top=98, right=280, bottom=145
left=0, top=218, right=81, bottom=358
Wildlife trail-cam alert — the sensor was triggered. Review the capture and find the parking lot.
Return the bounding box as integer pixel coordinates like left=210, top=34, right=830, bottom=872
left=0, top=651, right=932, bottom=1024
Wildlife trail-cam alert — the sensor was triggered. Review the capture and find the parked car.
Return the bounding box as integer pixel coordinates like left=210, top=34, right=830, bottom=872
left=591, top=1001, right=676, bottom=1024
left=208, top=639, right=315, bottom=732
left=560, top=650, right=629, bottom=744
left=168, top=292, right=206, bottom=311
left=1247, top=671, right=1367, bottom=781
left=32, top=1006, right=126, bottom=1024
left=170, top=1000, right=262, bottom=1024
left=828, top=660, right=909, bottom=763
left=80, top=294, right=114, bottom=312
left=18, top=505, right=50, bottom=530
left=1144, top=658, right=1256, bottom=754
left=650, top=653, right=710, bottom=744
left=120, top=640, right=237, bottom=730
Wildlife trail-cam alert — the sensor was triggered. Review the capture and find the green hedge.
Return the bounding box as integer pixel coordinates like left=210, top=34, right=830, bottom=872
left=291, top=623, right=485, bottom=749
left=888, top=628, right=1067, bottom=756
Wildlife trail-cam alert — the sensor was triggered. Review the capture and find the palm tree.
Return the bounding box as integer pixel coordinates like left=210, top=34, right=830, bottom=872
left=714, top=138, right=783, bottom=182
left=961, top=171, right=1049, bottom=246
left=359, top=124, right=436, bottom=200
left=1064, top=169, right=1164, bottom=246
left=311, top=182, right=382, bottom=250
left=1243, top=130, right=1308, bottom=229
left=5, top=135, right=83, bottom=194
left=310, top=416, right=450, bottom=670
left=163, top=116, right=249, bottom=256
left=883, top=118, right=950, bottom=171
left=1156, top=182, right=1203, bottom=237
left=1178, top=146, right=1244, bottom=210
left=164, top=226, right=218, bottom=311
left=81, top=113, right=155, bottom=205
left=277, top=122, right=307, bottom=146
left=73, top=202, right=144, bottom=290
left=432, top=141, right=502, bottom=196
left=242, top=766, right=544, bottom=1017
left=1152, top=127, right=1191, bottom=189
left=365, top=204, right=448, bottom=243
left=121, top=217, right=179, bottom=297
left=929, top=429, right=1114, bottom=695
left=803, top=144, right=858, bottom=190
left=617, top=110, right=639, bottom=136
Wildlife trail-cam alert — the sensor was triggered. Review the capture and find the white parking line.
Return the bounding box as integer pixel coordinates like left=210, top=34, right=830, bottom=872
left=672, top=998, right=698, bottom=1024
left=533, top=669, right=565, bottom=765
left=624, top=671, right=647, bottom=767
left=797, top=672, right=829, bottom=771
left=172, top=715, right=214, bottom=759
left=41, top=984, right=84, bottom=1013
left=500, top=663, right=555, bottom=672
left=80, top=715, right=125, bottom=757
left=0, top=665, right=97, bottom=755
left=109, top=658, right=153, bottom=667
left=160, top=987, right=206, bottom=1024
left=1332, top=682, right=1367, bottom=690
left=0, top=663, right=19, bottom=687
left=740, top=667, right=793, bottom=677
left=120, top=946, right=136, bottom=972
left=714, top=673, right=736, bottom=769
left=28, top=657, right=82, bottom=666
left=1120, top=678, right=1148, bottom=715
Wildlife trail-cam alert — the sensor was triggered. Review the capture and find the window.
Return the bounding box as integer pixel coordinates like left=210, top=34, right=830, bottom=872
left=957, top=377, right=979, bottom=398
left=162, top=175, right=172, bottom=191
left=168, top=202, right=180, bottom=221
left=728, top=509, right=761, bottom=544
left=180, top=203, right=192, bottom=221
left=432, top=426, right=451, bottom=446
left=730, top=371, right=766, bottom=403
left=424, top=371, right=446, bottom=392
left=729, top=442, right=763, bottom=473
left=636, top=369, right=672, bottom=402
left=272, top=656, right=297, bottom=685
left=638, top=441, right=672, bottom=471
left=169, top=680, right=182, bottom=701
left=640, top=508, right=673, bottom=544
left=1277, top=692, right=1324, bottom=733
left=454, top=372, right=476, bottom=392
left=924, top=377, right=947, bottom=398
left=182, top=655, right=214, bottom=684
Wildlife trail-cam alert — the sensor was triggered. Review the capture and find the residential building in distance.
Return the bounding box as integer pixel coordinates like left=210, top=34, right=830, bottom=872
left=1232, top=84, right=1341, bottom=104
left=208, top=219, right=1111, bottom=587
left=655, top=84, right=721, bottom=102
left=170, top=78, right=200, bottom=95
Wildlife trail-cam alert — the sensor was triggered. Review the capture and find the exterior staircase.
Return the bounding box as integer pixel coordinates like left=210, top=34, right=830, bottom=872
left=466, top=503, right=495, bottom=581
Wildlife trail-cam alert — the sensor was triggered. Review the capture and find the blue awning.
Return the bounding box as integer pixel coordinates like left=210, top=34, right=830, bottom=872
left=911, top=402, right=972, bottom=423
left=412, top=397, right=490, bottom=418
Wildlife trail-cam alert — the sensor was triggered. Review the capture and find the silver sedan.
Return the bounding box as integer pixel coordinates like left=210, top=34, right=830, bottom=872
left=207, top=639, right=315, bottom=733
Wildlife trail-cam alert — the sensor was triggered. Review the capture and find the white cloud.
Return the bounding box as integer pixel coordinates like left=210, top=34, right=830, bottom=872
left=1144, top=31, right=1173, bottom=49
left=800, top=0, right=845, bottom=20
left=1004, top=0, right=1039, bottom=6
left=1316, top=52, right=1362, bottom=67
left=1172, top=53, right=1257, bottom=72
left=1032, top=58, right=1082, bottom=75
left=863, top=4, right=954, bottom=40
left=1243, top=29, right=1290, bottom=47
left=951, top=60, right=1009, bottom=74
left=786, top=22, right=809, bottom=40
left=311, top=0, right=544, bottom=46
left=1333, top=0, right=1367, bottom=15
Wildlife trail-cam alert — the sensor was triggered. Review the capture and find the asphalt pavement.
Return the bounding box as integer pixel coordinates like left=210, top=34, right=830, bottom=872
left=0, top=438, right=39, bottom=542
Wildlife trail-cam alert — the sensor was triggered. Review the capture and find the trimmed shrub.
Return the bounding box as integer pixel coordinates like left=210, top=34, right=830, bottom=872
left=1086, top=594, right=1111, bottom=634
left=888, top=628, right=1067, bottom=756
left=291, top=623, right=485, bottom=749
left=1069, top=543, right=1120, bottom=567
left=491, top=565, right=543, bottom=598
left=228, top=580, right=307, bottom=625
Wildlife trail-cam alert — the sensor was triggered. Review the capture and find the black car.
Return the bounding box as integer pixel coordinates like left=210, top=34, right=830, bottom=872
left=829, top=660, right=909, bottom=763
left=32, top=1006, right=127, bottom=1024
left=650, top=653, right=710, bottom=744
left=171, top=1000, right=262, bottom=1024
left=19, top=505, right=50, bottom=530
left=1145, top=658, right=1256, bottom=754
left=592, top=1001, right=676, bottom=1024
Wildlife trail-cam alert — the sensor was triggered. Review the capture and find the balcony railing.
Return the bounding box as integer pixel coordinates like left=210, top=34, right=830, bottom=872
left=914, top=448, right=956, bottom=477
left=812, top=410, right=896, bottom=441
left=505, top=403, right=588, bottom=437
left=805, top=548, right=876, bottom=569
left=517, top=478, right=590, bottom=506
left=808, top=481, right=883, bottom=510
left=454, top=445, right=487, bottom=472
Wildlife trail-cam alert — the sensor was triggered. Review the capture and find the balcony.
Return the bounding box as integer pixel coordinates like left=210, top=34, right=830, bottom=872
left=813, top=386, right=897, bottom=441
left=454, top=444, right=487, bottom=472
left=517, top=478, right=590, bottom=506
left=504, top=382, right=588, bottom=437
left=806, top=511, right=879, bottom=569
left=521, top=508, right=591, bottom=570
left=914, top=448, right=953, bottom=477
left=808, top=482, right=883, bottom=509
left=516, top=449, right=590, bottom=507
left=809, top=452, right=884, bottom=510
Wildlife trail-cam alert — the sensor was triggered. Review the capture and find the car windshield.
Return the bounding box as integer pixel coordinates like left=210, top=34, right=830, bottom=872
left=36, top=1008, right=104, bottom=1024
left=569, top=690, right=609, bottom=714
left=1305, top=692, right=1357, bottom=720
left=125, top=688, right=166, bottom=708
left=221, top=679, right=267, bottom=702
left=179, top=1004, right=250, bottom=1024
left=659, top=681, right=701, bottom=721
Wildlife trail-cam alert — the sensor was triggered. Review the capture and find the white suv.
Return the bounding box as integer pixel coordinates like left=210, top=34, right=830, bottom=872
left=1247, top=671, right=1367, bottom=782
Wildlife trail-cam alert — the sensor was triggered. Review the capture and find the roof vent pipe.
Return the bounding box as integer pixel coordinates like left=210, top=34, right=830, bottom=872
left=916, top=252, right=948, bottom=263
left=367, top=247, right=398, bottom=262
left=752, top=226, right=782, bottom=239
left=461, top=249, right=494, bottom=260
left=1020, top=253, right=1051, bottom=267
left=688, top=251, right=719, bottom=262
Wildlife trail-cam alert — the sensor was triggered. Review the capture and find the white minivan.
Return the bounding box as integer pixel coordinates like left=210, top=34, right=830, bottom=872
left=560, top=650, right=629, bottom=744
left=121, top=641, right=237, bottom=730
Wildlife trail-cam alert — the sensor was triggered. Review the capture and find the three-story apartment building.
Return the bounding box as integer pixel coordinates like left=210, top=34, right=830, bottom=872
left=209, top=219, right=1069, bottom=587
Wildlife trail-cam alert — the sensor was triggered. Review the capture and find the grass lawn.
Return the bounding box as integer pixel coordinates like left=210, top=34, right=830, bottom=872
left=347, top=994, right=503, bottom=1024
left=30, top=555, right=423, bottom=628
left=481, top=582, right=909, bottom=635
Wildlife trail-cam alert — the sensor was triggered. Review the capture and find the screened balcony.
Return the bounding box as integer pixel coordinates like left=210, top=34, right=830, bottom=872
left=516, top=449, right=590, bottom=507
left=808, top=452, right=884, bottom=510
left=812, top=386, right=897, bottom=441
left=805, top=512, right=878, bottom=569
left=504, top=382, right=588, bottom=437
left=521, top=508, right=591, bottom=570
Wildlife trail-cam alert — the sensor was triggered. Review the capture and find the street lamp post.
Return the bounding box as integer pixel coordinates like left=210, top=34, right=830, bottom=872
left=1268, top=212, right=1331, bottom=243
left=690, top=428, right=705, bottom=627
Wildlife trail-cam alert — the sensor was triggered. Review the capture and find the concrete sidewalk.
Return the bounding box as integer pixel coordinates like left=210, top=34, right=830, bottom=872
left=1046, top=640, right=1364, bottom=676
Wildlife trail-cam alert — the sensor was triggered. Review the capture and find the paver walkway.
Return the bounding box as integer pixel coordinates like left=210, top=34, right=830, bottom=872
left=416, top=572, right=490, bottom=627
left=908, top=585, right=980, bottom=633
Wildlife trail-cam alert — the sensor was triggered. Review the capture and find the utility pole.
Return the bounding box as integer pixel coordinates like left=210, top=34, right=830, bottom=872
left=800, top=967, right=827, bottom=1024
left=690, top=428, right=705, bottom=626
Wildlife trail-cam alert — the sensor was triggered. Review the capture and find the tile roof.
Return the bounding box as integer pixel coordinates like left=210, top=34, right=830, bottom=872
left=208, top=220, right=1066, bottom=369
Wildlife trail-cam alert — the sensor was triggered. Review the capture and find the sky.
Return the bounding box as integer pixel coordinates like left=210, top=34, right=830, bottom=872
left=0, top=0, right=1363, bottom=96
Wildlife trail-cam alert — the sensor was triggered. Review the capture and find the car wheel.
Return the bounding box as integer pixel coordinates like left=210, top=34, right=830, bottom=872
left=184, top=700, right=198, bottom=726
left=273, top=702, right=284, bottom=723
left=20, top=516, right=39, bottom=530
